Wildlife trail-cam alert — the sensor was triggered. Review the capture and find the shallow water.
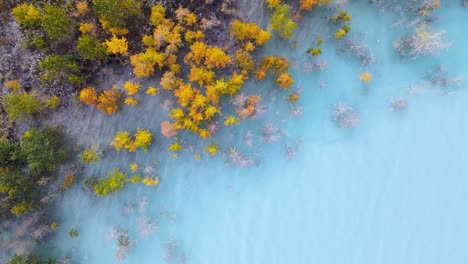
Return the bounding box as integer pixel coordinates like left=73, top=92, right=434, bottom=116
left=7, top=1, right=468, bottom=263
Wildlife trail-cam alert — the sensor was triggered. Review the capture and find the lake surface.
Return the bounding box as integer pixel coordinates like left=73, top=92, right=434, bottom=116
left=13, top=1, right=468, bottom=263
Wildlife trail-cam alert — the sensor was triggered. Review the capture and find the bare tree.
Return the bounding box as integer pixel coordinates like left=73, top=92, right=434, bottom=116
left=332, top=103, right=361, bottom=129
left=394, top=23, right=452, bottom=59
left=389, top=98, right=409, bottom=111
left=136, top=217, right=158, bottom=237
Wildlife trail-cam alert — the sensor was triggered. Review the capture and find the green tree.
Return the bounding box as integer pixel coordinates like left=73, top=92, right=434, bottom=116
left=271, top=4, right=297, bottom=38
left=2, top=92, right=42, bottom=121
left=11, top=4, right=41, bottom=28
left=93, top=168, right=128, bottom=196
left=20, top=127, right=65, bottom=175
left=39, top=55, right=83, bottom=86
left=93, top=0, right=141, bottom=28
left=41, top=5, right=72, bottom=40
left=77, top=35, right=108, bottom=61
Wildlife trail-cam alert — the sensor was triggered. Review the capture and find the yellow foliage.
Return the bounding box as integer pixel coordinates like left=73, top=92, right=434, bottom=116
left=335, top=28, right=346, bottom=40
left=79, top=87, right=98, bottom=105
left=224, top=115, right=239, bottom=126
left=160, top=71, right=181, bottom=90
left=130, top=49, right=166, bottom=77
left=134, top=128, right=152, bottom=152
left=174, top=83, right=195, bottom=107
left=204, top=142, right=219, bottom=156
left=142, top=177, right=159, bottom=186
left=79, top=23, right=95, bottom=34
left=286, top=93, right=299, bottom=103
left=109, top=27, right=129, bottom=36
left=204, top=105, right=220, bottom=120
left=235, top=49, right=254, bottom=72
left=185, top=30, right=204, bottom=43
left=244, top=42, right=256, bottom=52
left=168, top=141, right=182, bottom=153
left=300, top=0, right=315, bottom=10
left=45, top=95, right=60, bottom=109
left=142, top=34, right=154, bottom=47
left=150, top=4, right=166, bottom=26
left=130, top=163, right=138, bottom=172
left=75, top=0, right=88, bottom=15
left=146, top=87, right=159, bottom=96
left=265, top=0, right=282, bottom=9
left=185, top=42, right=208, bottom=66
left=124, top=97, right=138, bottom=106
left=359, top=72, right=372, bottom=83
left=198, top=129, right=211, bottom=139
left=111, top=129, right=152, bottom=152
left=205, top=47, right=231, bottom=68
left=131, top=175, right=141, bottom=183
left=4, top=80, right=20, bottom=92
left=230, top=19, right=271, bottom=46
left=227, top=72, right=245, bottom=95
left=111, top=131, right=131, bottom=151
left=105, top=35, right=128, bottom=56
left=255, top=55, right=290, bottom=83
left=11, top=4, right=41, bottom=28
left=185, top=12, right=197, bottom=26
left=275, top=73, right=294, bottom=89
left=96, top=90, right=122, bottom=115
left=123, top=81, right=140, bottom=96
left=189, top=66, right=215, bottom=87
left=170, top=108, right=185, bottom=120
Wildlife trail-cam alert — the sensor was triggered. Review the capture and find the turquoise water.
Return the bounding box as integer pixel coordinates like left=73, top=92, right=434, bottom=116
left=8, top=1, right=468, bottom=263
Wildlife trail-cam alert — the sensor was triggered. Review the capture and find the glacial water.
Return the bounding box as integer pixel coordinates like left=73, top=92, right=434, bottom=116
left=4, top=1, right=468, bottom=263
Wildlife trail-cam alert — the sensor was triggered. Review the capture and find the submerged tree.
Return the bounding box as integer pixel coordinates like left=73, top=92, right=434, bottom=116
left=394, top=23, right=452, bottom=59
left=331, top=103, right=361, bottom=128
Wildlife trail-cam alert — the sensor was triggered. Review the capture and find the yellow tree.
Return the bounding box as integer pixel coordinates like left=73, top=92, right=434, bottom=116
left=275, top=73, right=294, bottom=90
left=79, top=87, right=98, bottom=105
left=204, top=47, right=231, bottom=68
left=123, top=81, right=140, bottom=95
left=96, top=90, right=121, bottom=114
left=105, top=35, right=128, bottom=56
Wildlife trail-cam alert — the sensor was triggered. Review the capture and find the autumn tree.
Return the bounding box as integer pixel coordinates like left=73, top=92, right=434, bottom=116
left=265, top=0, right=282, bottom=9
left=299, top=0, right=331, bottom=11
left=150, top=4, right=165, bottom=26
left=185, top=42, right=231, bottom=69
left=105, top=35, right=128, bottom=56
left=130, top=49, right=166, bottom=77
left=123, top=81, right=140, bottom=96
left=79, top=87, right=98, bottom=105
left=359, top=72, right=372, bottom=83
left=275, top=73, right=294, bottom=89
left=230, top=19, right=271, bottom=46
left=235, top=49, right=254, bottom=72
left=96, top=90, right=121, bottom=114
left=160, top=121, right=177, bottom=138
left=11, top=3, right=41, bottom=28
left=111, top=129, right=152, bottom=152
left=93, top=168, right=128, bottom=196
